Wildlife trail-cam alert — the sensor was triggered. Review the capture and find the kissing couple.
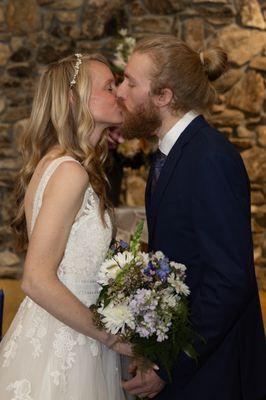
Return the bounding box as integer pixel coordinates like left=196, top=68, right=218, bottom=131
left=0, top=35, right=265, bottom=400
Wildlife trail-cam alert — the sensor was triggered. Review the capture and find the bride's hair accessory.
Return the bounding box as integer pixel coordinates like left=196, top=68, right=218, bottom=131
left=70, top=53, right=82, bottom=88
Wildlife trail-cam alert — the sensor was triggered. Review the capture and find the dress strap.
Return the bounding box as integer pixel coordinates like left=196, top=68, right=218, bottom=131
left=30, top=156, right=80, bottom=234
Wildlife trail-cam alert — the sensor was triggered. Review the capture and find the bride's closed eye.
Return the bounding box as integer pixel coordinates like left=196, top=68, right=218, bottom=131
left=106, top=82, right=116, bottom=92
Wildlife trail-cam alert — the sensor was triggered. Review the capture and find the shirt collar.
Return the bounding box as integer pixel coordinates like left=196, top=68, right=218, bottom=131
left=159, top=110, right=199, bottom=156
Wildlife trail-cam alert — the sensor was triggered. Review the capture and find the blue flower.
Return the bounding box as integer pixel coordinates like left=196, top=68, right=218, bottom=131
left=157, top=269, right=169, bottom=281
left=119, top=240, right=129, bottom=249
left=158, top=259, right=170, bottom=273
left=156, top=258, right=170, bottom=281
left=143, top=261, right=155, bottom=275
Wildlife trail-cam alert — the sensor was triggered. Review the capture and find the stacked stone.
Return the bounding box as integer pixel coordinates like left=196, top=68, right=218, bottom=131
left=0, top=0, right=265, bottom=287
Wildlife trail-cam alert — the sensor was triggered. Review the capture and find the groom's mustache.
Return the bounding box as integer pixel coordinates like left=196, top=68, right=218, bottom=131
left=117, top=98, right=146, bottom=118
left=116, top=98, right=162, bottom=139
left=117, top=98, right=128, bottom=113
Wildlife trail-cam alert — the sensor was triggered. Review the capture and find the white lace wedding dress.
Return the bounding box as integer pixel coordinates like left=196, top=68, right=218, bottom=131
left=0, top=156, right=126, bottom=400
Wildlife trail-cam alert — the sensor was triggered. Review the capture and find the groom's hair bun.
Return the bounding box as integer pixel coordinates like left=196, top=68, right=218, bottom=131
left=134, top=35, right=228, bottom=113
left=199, top=48, right=228, bottom=82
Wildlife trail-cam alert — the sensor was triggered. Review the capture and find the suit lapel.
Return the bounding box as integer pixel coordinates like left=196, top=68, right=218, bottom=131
left=148, top=115, right=206, bottom=240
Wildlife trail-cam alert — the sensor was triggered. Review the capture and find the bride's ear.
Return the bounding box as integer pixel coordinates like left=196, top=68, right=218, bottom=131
left=153, top=88, right=173, bottom=108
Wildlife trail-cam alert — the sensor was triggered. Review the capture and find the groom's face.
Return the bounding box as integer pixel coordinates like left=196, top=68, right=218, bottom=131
left=117, top=52, right=161, bottom=139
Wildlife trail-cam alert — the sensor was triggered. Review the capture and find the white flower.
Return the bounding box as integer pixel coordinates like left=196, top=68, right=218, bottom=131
left=162, top=292, right=178, bottom=308
left=114, top=31, right=136, bottom=69
left=157, top=334, right=167, bottom=342
left=98, top=258, right=121, bottom=285
left=119, top=28, right=128, bottom=37
left=138, top=251, right=150, bottom=265
left=167, top=273, right=190, bottom=296
left=170, top=262, right=186, bottom=272
left=156, top=323, right=171, bottom=342
left=154, top=251, right=165, bottom=259
left=98, top=251, right=134, bottom=285
left=114, top=251, right=134, bottom=268
left=99, top=302, right=135, bottom=334
left=113, top=53, right=126, bottom=69
left=125, top=37, right=136, bottom=47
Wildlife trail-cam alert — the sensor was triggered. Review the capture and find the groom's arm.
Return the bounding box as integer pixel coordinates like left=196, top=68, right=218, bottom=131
left=156, top=150, right=256, bottom=386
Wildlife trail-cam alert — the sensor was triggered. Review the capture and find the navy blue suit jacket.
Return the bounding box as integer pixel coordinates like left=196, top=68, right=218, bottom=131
left=145, top=116, right=266, bottom=400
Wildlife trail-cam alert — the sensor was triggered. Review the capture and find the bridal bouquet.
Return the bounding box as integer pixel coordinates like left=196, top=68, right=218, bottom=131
left=91, top=222, right=197, bottom=377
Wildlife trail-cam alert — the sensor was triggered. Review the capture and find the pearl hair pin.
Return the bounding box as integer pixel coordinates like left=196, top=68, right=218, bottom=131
left=70, top=53, right=82, bottom=88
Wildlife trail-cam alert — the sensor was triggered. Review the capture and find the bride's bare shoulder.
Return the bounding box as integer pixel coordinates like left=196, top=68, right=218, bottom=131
left=48, top=159, right=89, bottom=193
left=26, top=155, right=89, bottom=216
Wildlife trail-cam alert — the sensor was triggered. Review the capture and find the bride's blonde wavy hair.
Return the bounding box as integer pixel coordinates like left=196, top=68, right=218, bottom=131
left=12, top=53, right=111, bottom=251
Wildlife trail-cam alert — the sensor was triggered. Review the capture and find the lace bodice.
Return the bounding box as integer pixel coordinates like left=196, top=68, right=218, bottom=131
left=31, top=156, right=112, bottom=306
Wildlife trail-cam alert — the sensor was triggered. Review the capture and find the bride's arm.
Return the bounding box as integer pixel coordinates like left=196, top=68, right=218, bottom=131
left=21, top=161, right=130, bottom=355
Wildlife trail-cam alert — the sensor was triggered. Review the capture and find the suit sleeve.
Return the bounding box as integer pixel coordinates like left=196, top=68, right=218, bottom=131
left=156, top=151, right=257, bottom=386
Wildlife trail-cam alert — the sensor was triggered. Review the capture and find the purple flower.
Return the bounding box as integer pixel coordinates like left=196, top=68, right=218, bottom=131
left=136, top=326, right=151, bottom=338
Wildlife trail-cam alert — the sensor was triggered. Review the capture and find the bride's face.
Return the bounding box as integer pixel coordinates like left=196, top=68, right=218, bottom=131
left=88, top=60, right=122, bottom=129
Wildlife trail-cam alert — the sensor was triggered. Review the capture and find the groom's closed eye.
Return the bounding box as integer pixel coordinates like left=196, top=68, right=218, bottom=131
left=124, top=73, right=137, bottom=87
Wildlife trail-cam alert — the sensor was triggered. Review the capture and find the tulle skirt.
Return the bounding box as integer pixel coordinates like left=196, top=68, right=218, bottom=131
left=0, top=296, right=126, bottom=400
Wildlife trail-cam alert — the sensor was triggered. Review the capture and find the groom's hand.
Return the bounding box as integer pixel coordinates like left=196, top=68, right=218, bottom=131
left=122, top=367, right=166, bottom=398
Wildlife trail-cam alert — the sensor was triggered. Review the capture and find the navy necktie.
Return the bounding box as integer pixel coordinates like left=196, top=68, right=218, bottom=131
left=151, top=149, right=167, bottom=195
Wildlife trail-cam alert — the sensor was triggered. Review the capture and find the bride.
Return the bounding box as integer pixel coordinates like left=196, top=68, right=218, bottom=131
left=0, top=53, right=131, bottom=399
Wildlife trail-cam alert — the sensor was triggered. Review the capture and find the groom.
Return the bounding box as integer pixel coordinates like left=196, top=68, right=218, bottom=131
left=117, top=35, right=266, bottom=400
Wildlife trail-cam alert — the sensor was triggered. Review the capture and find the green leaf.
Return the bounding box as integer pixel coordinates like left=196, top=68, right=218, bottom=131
left=98, top=285, right=109, bottom=303
left=182, top=343, right=198, bottom=361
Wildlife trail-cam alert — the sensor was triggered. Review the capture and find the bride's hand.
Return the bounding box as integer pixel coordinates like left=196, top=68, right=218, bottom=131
left=112, top=339, right=133, bottom=357
left=105, top=334, right=133, bottom=357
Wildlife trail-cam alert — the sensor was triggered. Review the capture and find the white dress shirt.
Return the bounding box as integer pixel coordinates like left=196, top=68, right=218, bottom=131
left=159, top=110, right=199, bottom=156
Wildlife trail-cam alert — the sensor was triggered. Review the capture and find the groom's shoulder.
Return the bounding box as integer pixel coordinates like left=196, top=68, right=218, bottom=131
left=194, top=117, right=240, bottom=161
left=188, top=118, right=249, bottom=183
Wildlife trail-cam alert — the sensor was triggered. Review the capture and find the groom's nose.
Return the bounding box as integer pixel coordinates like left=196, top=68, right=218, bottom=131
left=116, top=80, right=126, bottom=100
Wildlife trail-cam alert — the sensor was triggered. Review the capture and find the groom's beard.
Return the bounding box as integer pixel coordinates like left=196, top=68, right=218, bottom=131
left=118, top=98, right=162, bottom=139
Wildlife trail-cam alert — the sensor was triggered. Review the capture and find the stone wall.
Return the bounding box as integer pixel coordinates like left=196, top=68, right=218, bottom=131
left=0, top=0, right=265, bottom=288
